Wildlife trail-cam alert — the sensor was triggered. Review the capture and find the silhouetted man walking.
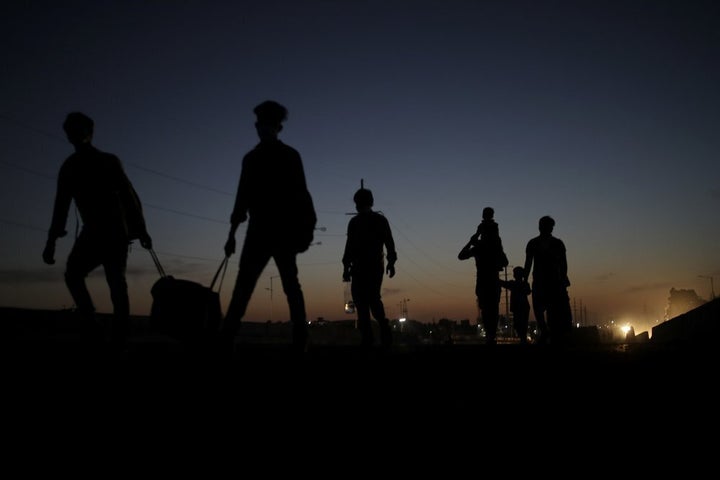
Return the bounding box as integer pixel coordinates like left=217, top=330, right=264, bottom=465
left=523, top=215, right=572, bottom=345
left=43, top=112, right=152, bottom=351
left=458, top=207, right=508, bottom=345
left=342, top=186, right=397, bottom=349
left=221, top=100, right=317, bottom=353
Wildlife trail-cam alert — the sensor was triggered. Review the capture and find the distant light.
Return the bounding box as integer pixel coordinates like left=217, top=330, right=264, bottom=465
left=399, top=317, right=406, bottom=322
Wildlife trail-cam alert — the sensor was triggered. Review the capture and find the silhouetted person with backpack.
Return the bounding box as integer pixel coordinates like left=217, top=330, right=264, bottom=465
left=342, top=186, right=397, bottom=350
left=42, top=112, right=153, bottom=351
left=500, top=266, right=532, bottom=344
left=523, top=215, right=572, bottom=345
left=221, top=100, right=317, bottom=354
left=458, top=207, right=508, bottom=345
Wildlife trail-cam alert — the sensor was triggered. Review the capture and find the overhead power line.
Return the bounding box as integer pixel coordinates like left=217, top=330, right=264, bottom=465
left=0, top=218, right=48, bottom=233
left=126, top=162, right=233, bottom=196
left=0, top=160, right=56, bottom=180
left=143, top=203, right=228, bottom=224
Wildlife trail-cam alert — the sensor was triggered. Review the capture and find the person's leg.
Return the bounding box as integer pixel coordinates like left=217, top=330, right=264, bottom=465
left=65, top=233, right=99, bottom=317
left=65, top=233, right=102, bottom=340
left=366, top=267, right=391, bottom=347
left=475, top=296, right=484, bottom=339
left=377, top=315, right=392, bottom=348
left=103, top=240, right=130, bottom=349
left=548, top=289, right=573, bottom=345
left=355, top=304, right=373, bottom=347
left=478, top=282, right=500, bottom=345
left=371, top=299, right=392, bottom=348
left=274, top=250, right=308, bottom=351
left=531, top=283, right=549, bottom=344
left=515, top=308, right=529, bottom=344
left=482, top=303, right=499, bottom=345
left=351, top=276, right=374, bottom=347
left=223, top=236, right=270, bottom=337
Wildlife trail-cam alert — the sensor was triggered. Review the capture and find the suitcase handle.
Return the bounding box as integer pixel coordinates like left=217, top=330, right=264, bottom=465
left=210, top=256, right=229, bottom=292
left=149, top=248, right=228, bottom=293
left=149, top=248, right=166, bottom=277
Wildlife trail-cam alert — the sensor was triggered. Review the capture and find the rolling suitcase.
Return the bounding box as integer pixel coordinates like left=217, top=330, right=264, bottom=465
left=149, top=249, right=228, bottom=346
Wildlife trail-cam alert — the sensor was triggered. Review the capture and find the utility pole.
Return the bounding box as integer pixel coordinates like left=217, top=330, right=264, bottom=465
left=573, top=297, right=577, bottom=326
left=698, top=275, right=716, bottom=300
left=399, top=298, right=410, bottom=333
left=266, top=275, right=279, bottom=321
left=503, top=266, right=510, bottom=322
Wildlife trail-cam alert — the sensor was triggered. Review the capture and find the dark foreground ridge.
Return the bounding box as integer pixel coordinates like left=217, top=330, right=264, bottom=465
left=4, top=305, right=718, bottom=384
left=4, top=305, right=720, bottom=444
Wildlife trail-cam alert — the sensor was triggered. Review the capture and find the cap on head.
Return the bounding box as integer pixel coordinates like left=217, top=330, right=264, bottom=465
left=353, top=188, right=374, bottom=208
left=253, top=100, right=288, bottom=126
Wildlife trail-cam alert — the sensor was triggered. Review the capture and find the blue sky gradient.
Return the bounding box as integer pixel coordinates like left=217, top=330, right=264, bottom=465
left=2, top=1, right=718, bottom=334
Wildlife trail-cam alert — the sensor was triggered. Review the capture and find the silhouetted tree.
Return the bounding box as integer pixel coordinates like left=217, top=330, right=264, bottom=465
left=664, top=288, right=705, bottom=320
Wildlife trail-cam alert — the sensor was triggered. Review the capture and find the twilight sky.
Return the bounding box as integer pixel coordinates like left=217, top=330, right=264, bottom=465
left=1, top=0, right=718, bottom=335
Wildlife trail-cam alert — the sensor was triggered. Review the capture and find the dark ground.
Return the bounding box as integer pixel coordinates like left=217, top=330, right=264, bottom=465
left=4, top=306, right=716, bottom=395
left=3, top=306, right=719, bottom=469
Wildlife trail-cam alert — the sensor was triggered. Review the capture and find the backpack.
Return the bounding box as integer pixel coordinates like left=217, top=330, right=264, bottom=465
left=288, top=189, right=317, bottom=253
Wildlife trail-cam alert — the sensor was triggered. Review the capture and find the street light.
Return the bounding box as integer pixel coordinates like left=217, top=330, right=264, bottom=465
left=698, top=275, right=716, bottom=300
left=399, top=298, right=410, bottom=320
left=398, top=298, right=410, bottom=333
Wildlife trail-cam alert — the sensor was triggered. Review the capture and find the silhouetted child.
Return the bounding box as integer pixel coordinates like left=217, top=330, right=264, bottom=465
left=479, top=206, right=499, bottom=238
left=500, top=266, right=531, bottom=344
left=342, top=187, right=397, bottom=349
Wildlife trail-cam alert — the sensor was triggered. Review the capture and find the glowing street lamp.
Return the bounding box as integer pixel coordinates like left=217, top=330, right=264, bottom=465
left=399, top=298, right=410, bottom=321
